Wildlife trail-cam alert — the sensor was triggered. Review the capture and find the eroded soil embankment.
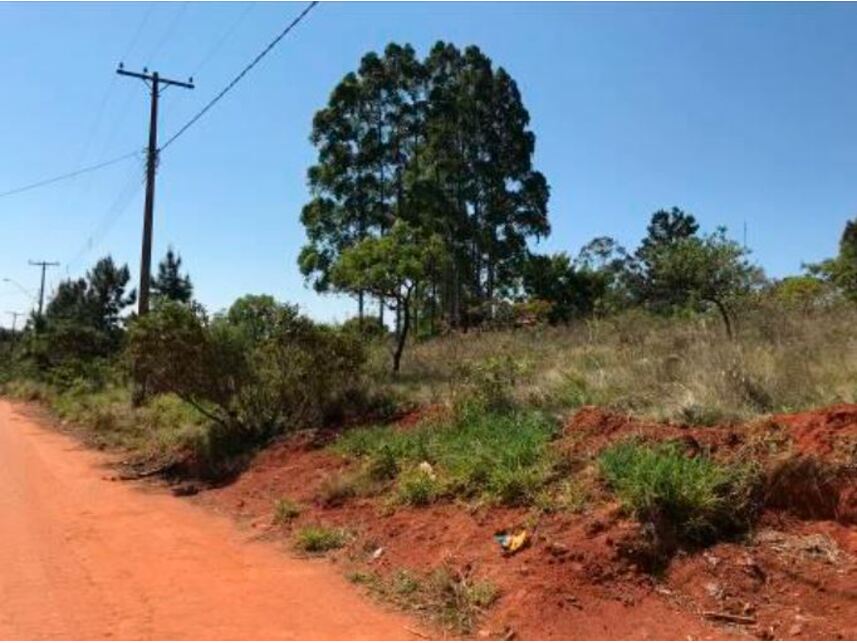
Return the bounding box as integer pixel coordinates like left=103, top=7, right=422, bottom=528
left=198, top=404, right=857, bottom=640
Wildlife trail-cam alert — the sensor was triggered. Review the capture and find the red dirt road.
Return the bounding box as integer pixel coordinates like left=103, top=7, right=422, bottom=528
left=0, top=400, right=413, bottom=640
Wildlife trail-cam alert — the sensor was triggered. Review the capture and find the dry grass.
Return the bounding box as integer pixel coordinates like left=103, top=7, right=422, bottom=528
left=384, top=303, right=857, bottom=424
left=348, top=566, right=499, bottom=634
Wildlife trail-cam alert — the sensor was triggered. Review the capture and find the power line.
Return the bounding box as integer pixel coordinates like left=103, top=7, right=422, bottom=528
left=121, top=2, right=157, bottom=63
left=191, top=2, right=257, bottom=77
left=64, top=160, right=147, bottom=274
left=92, top=3, right=175, bottom=168
left=159, top=0, right=318, bottom=152
left=156, top=2, right=256, bottom=143
left=0, top=151, right=141, bottom=200
left=71, top=2, right=157, bottom=180
left=0, top=6, right=155, bottom=204
left=148, top=2, right=190, bottom=63
left=0, top=2, right=317, bottom=201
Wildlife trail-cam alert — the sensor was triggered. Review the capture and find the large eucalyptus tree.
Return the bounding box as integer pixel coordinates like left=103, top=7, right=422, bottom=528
left=299, top=41, right=550, bottom=331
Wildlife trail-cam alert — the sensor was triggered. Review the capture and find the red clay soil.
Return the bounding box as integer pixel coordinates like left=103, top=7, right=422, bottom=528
left=563, top=404, right=857, bottom=462
left=565, top=405, right=857, bottom=524
left=199, top=404, right=857, bottom=640
left=0, top=400, right=415, bottom=640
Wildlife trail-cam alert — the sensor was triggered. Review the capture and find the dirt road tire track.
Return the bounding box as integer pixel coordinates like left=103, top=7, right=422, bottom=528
left=0, top=399, right=413, bottom=640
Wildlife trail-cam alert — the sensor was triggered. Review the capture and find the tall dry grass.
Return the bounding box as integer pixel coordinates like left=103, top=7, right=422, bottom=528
left=384, top=301, right=857, bottom=424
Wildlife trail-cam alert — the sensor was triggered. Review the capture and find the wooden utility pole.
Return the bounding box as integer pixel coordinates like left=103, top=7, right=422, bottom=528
left=5, top=311, right=23, bottom=333
left=117, top=63, right=193, bottom=316
left=28, top=260, right=59, bottom=318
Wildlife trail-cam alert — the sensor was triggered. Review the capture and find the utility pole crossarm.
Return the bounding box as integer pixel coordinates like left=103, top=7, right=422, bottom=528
left=116, top=67, right=195, bottom=90
left=117, top=63, right=194, bottom=317
left=28, top=260, right=59, bottom=319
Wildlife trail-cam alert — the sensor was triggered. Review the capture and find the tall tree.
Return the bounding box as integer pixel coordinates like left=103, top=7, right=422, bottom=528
left=628, top=207, right=702, bottom=304
left=46, top=256, right=135, bottom=333
left=299, top=41, right=550, bottom=332
left=86, top=256, right=136, bottom=333
left=151, top=247, right=193, bottom=304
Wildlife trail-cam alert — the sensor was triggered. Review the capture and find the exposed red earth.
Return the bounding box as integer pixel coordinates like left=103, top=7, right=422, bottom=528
left=0, top=399, right=414, bottom=640
left=3, top=395, right=856, bottom=640
left=199, top=404, right=857, bottom=640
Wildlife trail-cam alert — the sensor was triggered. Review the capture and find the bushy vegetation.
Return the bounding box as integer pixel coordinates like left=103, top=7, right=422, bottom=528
left=598, top=440, right=759, bottom=543
left=128, top=296, right=372, bottom=462
left=0, top=251, right=382, bottom=478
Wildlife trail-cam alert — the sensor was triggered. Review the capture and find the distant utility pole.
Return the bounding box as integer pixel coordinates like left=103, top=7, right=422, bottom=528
left=117, top=63, right=194, bottom=316
left=28, top=260, right=59, bottom=318
left=6, top=311, right=23, bottom=333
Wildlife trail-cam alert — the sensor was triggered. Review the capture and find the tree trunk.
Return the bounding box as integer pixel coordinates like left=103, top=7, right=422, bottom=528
left=392, top=293, right=411, bottom=373
left=395, top=299, right=402, bottom=337
left=431, top=280, right=437, bottom=335
left=708, top=298, right=734, bottom=340
left=413, top=284, right=419, bottom=340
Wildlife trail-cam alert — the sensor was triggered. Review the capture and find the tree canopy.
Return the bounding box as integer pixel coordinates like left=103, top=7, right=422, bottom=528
left=29, top=256, right=136, bottom=370
left=633, top=227, right=762, bottom=337
left=299, top=41, right=550, bottom=330
left=808, top=218, right=857, bottom=301
left=331, top=220, right=445, bottom=371
left=151, top=247, right=193, bottom=304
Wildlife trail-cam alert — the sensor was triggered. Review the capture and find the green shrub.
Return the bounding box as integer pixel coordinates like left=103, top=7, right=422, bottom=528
left=294, top=525, right=347, bottom=553
left=598, top=440, right=758, bottom=543
left=127, top=298, right=371, bottom=464
left=367, top=444, right=399, bottom=481
left=340, top=316, right=388, bottom=340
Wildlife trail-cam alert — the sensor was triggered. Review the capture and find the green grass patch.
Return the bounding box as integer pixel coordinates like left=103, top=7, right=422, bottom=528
left=598, top=440, right=758, bottom=543
left=395, top=467, right=440, bottom=506
left=335, top=407, right=559, bottom=506
left=294, top=525, right=348, bottom=553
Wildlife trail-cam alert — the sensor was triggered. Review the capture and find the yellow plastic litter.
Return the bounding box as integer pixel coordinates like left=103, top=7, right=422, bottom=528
left=507, top=530, right=529, bottom=553
left=494, top=529, right=530, bottom=555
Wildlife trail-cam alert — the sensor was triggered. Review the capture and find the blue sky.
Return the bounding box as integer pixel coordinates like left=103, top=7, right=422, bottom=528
left=2, top=1, right=856, bottom=327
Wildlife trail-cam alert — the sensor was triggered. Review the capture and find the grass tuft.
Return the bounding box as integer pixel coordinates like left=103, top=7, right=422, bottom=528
left=293, top=525, right=348, bottom=553
left=349, top=566, right=499, bottom=634
left=395, top=467, right=440, bottom=506
left=598, top=440, right=759, bottom=543
left=272, top=497, right=301, bottom=525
